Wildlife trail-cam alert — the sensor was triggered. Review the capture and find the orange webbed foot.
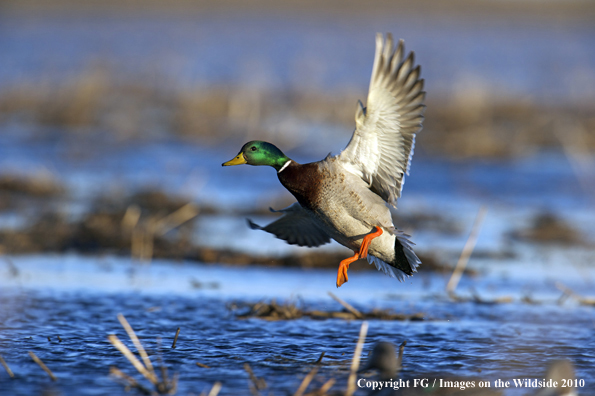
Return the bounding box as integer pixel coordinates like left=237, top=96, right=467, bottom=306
left=335, top=227, right=383, bottom=287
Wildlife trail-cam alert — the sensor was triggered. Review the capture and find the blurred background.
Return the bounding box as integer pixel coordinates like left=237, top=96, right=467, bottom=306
left=0, top=1, right=594, bottom=395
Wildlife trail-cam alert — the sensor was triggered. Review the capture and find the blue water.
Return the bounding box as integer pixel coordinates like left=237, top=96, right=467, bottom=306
left=0, top=254, right=594, bottom=395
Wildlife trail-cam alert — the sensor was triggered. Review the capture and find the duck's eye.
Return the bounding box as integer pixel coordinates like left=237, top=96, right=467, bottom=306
left=251, top=146, right=257, bottom=151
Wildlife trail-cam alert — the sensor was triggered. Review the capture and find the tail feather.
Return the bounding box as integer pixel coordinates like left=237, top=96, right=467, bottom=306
left=367, top=255, right=408, bottom=281
left=394, top=230, right=421, bottom=274
left=366, top=229, right=420, bottom=282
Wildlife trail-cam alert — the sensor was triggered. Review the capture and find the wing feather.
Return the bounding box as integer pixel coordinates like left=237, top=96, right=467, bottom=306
left=247, top=203, right=331, bottom=248
left=336, top=33, right=426, bottom=207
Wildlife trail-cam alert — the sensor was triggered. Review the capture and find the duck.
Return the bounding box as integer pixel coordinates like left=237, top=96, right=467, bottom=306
left=359, top=341, right=401, bottom=380
left=223, top=33, right=425, bottom=287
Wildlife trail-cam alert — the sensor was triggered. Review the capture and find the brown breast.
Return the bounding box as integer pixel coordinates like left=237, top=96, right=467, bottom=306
left=277, top=161, right=322, bottom=211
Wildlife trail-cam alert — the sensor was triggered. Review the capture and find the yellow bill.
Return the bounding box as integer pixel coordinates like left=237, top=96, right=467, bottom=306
left=222, top=153, right=247, bottom=166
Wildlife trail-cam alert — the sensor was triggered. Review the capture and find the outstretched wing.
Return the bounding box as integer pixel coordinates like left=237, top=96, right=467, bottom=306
left=247, top=203, right=331, bottom=248
left=337, top=33, right=425, bottom=207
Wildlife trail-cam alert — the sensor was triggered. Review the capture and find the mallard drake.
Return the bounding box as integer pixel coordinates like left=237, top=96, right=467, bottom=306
left=223, top=33, right=424, bottom=287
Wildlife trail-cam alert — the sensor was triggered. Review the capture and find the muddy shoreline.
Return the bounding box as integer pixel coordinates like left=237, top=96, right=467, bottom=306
left=0, top=177, right=464, bottom=273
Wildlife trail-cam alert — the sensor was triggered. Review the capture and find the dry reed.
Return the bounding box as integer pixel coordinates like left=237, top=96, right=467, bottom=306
left=396, top=341, right=407, bottom=373
left=556, top=282, right=595, bottom=306
left=127, top=202, right=199, bottom=263
left=108, top=314, right=180, bottom=394
left=110, top=366, right=152, bottom=395
left=117, top=314, right=156, bottom=378
left=28, top=351, right=57, bottom=381
left=315, top=379, right=336, bottom=395
left=446, top=206, right=488, bottom=294
left=244, top=363, right=267, bottom=394
left=328, top=292, right=363, bottom=319
left=0, top=354, right=14, bottom=378
left=206, top=382, right=222, bottom=396
left=171, top=328, right=180, bottom=349
left=314, top=352, right=325, bottom=364
left=346, top=321, right=368, bottom=396
left=293, top=367, right=318, bottom=396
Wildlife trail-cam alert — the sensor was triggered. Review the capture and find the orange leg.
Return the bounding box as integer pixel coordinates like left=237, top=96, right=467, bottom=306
left=336, top=226, right=384, bottom=288
left=358, top=226, right=383, bottom=259
left=336, top=252, right=359, bottom=288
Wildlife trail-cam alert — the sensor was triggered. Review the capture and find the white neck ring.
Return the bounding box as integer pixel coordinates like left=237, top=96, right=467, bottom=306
left=278, top=160, right=292, bottom=173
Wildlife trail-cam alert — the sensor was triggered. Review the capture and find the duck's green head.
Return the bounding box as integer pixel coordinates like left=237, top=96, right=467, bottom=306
left=222, top=141, right=289, bottom=171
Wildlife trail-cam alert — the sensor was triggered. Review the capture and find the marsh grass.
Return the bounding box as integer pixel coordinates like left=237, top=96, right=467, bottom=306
left=230, top=294, right=427, bottom=321
left=509, top=212, right=587, bottom=246
left=127, top=202, right=200, bottom=263
left=108, top=314, right=180, bottom=395
left=105, top=315, right=373, bottom=396
left=3, top=307, right=576, bottom=395
left=0, top=179, right=465, bottom=272
left=0, top=184, right=461, bottom=273
left=1, top=71, right=594, bottom=159
left=0, top=173, right=64, bottom=198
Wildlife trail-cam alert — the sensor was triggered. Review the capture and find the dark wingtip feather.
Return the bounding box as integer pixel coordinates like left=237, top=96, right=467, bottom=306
left=247, top=219, right=262, bottom=230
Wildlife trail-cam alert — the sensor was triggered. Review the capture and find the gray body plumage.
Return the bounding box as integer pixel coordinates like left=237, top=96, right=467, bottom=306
left=308, top=158, right=419, bottom=279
